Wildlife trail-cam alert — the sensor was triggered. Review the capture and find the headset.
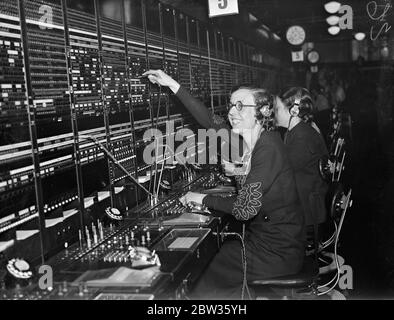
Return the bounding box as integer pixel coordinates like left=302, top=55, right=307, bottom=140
left=288, top=89, right=302, bottom=118
left=284, top=88, right=304, bottom=144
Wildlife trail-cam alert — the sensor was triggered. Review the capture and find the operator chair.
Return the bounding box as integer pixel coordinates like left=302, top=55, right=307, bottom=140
left=249, top=182, right=352, bottom=300
left=249, top=255, right=320, bottom=300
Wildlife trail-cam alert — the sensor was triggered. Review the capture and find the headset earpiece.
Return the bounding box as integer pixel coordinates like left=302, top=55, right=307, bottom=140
left=289, top=91, right=301, bottom=117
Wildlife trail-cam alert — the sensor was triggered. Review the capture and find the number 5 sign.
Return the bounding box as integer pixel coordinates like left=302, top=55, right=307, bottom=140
left=208, top=0, right=239, bottom=18
left=291, top=50, right=304, bottom=62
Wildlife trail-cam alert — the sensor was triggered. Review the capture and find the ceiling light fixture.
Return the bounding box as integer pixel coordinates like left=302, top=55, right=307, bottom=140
left=326, top=15, right=340, bottom=25
left=354, top=32, right=366, bottom=41
left=248, top=13, right=258, bottom=23
left=257, top=28, right=269, bottom=39
left=328, top=26, right=340, bottom=35
left=324, top=1, right=341, bottom=14
left=273, top=33, right=281, bottom=41
left=381, top=46, right=389, bottom=58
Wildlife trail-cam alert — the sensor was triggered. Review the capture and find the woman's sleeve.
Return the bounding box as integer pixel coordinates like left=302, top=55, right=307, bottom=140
left=175, top=86, right=244, bottom=162
left=176, top=86, right=227, bottom=130
left=203, top=138, right=283, bottom=221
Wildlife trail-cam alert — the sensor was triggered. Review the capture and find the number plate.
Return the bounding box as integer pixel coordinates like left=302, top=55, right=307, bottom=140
left=208, top=0, right=239, bottom=18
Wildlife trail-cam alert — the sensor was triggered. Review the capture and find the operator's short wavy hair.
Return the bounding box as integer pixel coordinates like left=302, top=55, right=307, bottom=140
left=280, top=87, right=316, bottom=123
left=229, top=84, right=276, bottom=131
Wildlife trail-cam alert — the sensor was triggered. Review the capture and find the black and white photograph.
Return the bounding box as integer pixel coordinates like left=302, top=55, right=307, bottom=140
left=0, top=0, right=393, bottom=305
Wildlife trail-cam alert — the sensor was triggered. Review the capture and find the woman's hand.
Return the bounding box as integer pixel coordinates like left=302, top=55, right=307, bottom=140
left=142, top=69, right=180, bottom=93
left=179, top=192, right=207, bottom=207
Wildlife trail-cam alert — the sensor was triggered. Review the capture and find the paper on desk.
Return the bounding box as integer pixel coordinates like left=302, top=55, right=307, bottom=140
left=84, top=266, right=160, bottom=287
left=168, top=237, right=199, bottom=249
left=163, top=212, right=210, bottom=225
left=16, top=229, right=39, bottom=241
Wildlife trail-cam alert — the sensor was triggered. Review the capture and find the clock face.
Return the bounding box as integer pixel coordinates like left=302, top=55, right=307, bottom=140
left=286, top=25, right=306, bottom=46
left=308, top=50, right=320, bottom=64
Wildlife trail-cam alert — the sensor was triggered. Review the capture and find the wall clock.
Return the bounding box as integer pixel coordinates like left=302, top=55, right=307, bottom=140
left=286, top=25, right=306, bottom=46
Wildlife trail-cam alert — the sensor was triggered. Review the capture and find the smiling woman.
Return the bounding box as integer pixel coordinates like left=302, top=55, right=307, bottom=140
left=142, top=69, right=305, bottom=299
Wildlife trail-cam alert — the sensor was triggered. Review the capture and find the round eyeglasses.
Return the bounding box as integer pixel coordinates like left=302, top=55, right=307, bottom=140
left=227, top=101, right=257, bottom=112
